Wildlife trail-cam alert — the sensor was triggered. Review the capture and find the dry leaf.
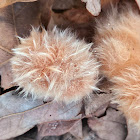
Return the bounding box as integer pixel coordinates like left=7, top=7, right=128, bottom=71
left=0, top=0, right=37, bottom=8
left=0, top=91, right=82, bottom=139
left=69, top=120, right=83, bottom=139
left=39, top=0, right=54, bottom=29
left=52, top=0, right=84, bottom=10
left=0, top=0, right=136, bottom=139
left=53, top=0, right=75, bottom=10
left=0, top=62, right=13, bottom=89
left=12, top=126, right=38, bottom=140
left=0, top=2, right=43, bottom=89
left=62, top=8, right=93, bottom=24
left=88, top=108, right=127, bottom=140
left=125, top=123, right=140, bottom=140
left=0, top=47, right=13, bottom=66
left=0, top=6, right=19, bottom=88
left=81, top=0, right=101, bottom=16
left=0, top=91, right=43, bottom=116
left=84, top=93, right=113, bottom=116
left=12, top=2, right=40, bottom=37
left=37, top=119, right=82, bottom=140
left=48, top=8, right=94, bottom=42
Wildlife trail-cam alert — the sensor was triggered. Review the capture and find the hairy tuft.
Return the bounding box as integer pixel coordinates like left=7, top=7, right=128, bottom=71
left=93, top=4, right=140, bottom=128
left=11, top=27, right=99, bottom=103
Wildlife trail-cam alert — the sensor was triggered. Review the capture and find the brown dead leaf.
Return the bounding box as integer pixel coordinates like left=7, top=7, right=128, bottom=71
left=48, top=8, right=94, bottom=42
left=84, top=93, right=113, bottom=116
left=81, top=0, right=101, bottom=16
left=0, top=2, right=41, bottom=89
left=12, top=126, right=38, bottom=140
left=37, top=119, right=82, bottom=140
left=39, top=0, right=54, bottom=29
left=0, top=62, right=13, bottom=89
left=125, top=122, right=140, bottom=140
left=0, top=0, right=37, bottom=8
left=0, top=91, right=43, bottom=116
left=52, top=0, right=84, bottom=10
left=83, top=77, right=114, bottom=116
left=0, top=48, right=12, bottom=67
left=69, top=119, right=83, bottom=139
left=62, top=8, right=93, bottom=24
left=0, top=91, right=82, bottom=139
left=88, top=108, right=127, bottom=140
left=12, top=2, right=40, bottom=37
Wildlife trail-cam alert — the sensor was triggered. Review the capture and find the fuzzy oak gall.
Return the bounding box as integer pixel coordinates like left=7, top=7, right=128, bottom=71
left=94, top=4, right=140, bottom=128
left=11, top=27, right=99, bottom=103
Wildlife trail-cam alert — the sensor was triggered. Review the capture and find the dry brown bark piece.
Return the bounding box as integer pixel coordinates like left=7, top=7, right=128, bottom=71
left=0, top=91, right=82, bottom=139
left=88, top=108, right=127, bottom=140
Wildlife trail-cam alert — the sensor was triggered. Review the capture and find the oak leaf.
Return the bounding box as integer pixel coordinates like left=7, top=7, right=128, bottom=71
left=0, top=91, right=82, bottom=139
